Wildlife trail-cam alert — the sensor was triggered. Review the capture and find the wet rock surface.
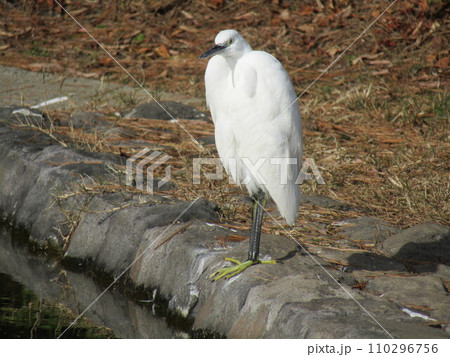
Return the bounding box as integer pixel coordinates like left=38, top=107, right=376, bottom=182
left=1, top=105, right=449, bottom=338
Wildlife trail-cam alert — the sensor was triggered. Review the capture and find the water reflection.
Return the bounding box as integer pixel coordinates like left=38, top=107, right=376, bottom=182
left=0, top=223, right=184, bottom=338
left=0, top=272, right=115, bottom=338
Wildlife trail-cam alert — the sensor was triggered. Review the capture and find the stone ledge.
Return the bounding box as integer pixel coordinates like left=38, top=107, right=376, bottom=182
left=1, top=105, right=448, bottom=338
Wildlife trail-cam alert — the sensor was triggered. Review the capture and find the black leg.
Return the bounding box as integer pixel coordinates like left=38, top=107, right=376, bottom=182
left=209, top=188, right=275, bottom=281
left=248, top=189, right=266, bottom=262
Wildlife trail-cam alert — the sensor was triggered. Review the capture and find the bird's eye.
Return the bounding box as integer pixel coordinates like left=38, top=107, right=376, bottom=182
left=227, top=39, right=233, bottom=46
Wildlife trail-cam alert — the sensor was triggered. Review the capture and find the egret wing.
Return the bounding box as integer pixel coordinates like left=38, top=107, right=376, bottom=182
left=230, top=51, right=302, bottom=224
left=205, top=55, right=241, bottom=182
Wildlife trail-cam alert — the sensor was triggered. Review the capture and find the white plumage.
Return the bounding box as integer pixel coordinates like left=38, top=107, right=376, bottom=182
left=202, top=29, right=302, bottom=225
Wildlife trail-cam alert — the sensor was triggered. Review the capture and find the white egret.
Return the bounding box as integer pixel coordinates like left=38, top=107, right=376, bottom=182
left=199, top=29, right=302, bottom=280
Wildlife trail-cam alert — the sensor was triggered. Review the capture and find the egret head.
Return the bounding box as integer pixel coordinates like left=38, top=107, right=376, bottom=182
left=199, top=29, right=252, bottom=60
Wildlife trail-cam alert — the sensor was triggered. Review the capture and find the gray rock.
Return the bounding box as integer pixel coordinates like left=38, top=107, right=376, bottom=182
left=198, top=135, right=215, bottom=146
left=2, top=105, right=449, bottom=338
left=0, top=108, right=177, bottom=245
left=65, top=195, right=218, bottom=275
left=225, top=275, right=447, bottom=338
left=434, top=264, right=450, bottom=279
left=0, top=65, right=153, bottom=109
left=337, top=216, right=401, bottom=245
left=308, top=246, right=407, bottom=272
left=378, top=223, right=450, bottom=266
left=0, top=106, right=45, bottom=125
left=70, top=111, right=106, bottom=129
left=301, top=194, right=354, bottom=211
left=123, top=101, right=208, bottom=121
left=365, top=275, right=450, bottom=322
left=257, top=299, right=446, bottom=339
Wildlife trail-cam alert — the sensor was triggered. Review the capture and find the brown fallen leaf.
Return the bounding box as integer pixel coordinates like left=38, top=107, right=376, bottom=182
left=99, top=57, right=113, bottom=66
left=419, top=0, right=428, bottom=12
left=372, top=69, right=389, bottom=76
left=280, top=9, right=290, bottom=21
left=417, top=81, right=442, bottom=89
left=155, top=44, right=170, bottom=58
left=297, top=5, right=316, bottom=16
left=339, top=5, right=352, bottom=19
left=298, top=24, right=315, bottom=33
left=352, top=53, right=383, bottom=65
left=369, top=60, right=393, bottom=67
left=233, top=12, right=257, bottom=21
left=214, top=234, right=247, bottom=242
left=326, top=46, right=340, bottom=57
left=181, top=10, right=194, bottom=19
left=435, top=56, right=449, bottom=68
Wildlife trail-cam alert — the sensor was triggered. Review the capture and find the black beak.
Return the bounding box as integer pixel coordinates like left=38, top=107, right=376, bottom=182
left=199, top=44, right=226, bottom=60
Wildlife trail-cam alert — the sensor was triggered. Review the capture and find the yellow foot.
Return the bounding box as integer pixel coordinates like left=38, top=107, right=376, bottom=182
left=210, top=258, right=277, bottom=281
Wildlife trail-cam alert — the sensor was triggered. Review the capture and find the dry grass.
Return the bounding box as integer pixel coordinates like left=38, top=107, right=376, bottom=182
left=1, top=0, right=448, bottom=236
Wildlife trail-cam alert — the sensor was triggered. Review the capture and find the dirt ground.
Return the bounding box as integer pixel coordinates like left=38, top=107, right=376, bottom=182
left=0, top=0, right=448, bottom=235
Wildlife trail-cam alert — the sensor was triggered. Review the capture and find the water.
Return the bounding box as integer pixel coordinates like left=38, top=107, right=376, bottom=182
left=0, top=272, right=116, bottom=338
left=0, top=222, right=188, bottom=338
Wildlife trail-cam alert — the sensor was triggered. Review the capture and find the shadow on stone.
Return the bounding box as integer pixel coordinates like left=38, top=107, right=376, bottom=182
left=378, top=223, right=450, bottom=273
left=275, top=246, right=303, bottom=263
left=346, top=251, right=408, bottom=272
